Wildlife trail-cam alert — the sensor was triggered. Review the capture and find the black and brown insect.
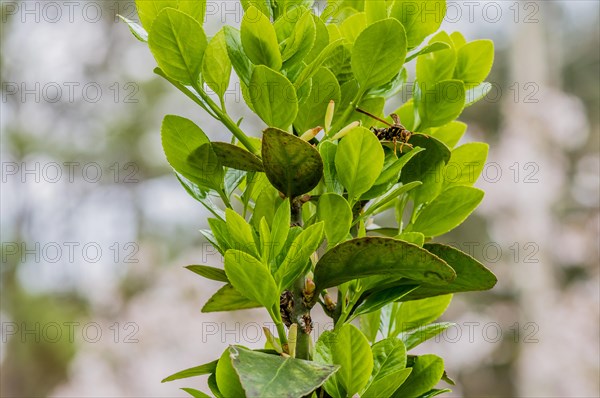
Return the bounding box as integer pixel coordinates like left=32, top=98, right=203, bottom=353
left=356, top=108, right=414, bottom=155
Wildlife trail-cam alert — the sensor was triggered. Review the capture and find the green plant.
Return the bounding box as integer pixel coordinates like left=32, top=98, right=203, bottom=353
left=123, top=1, right=497, bottom=396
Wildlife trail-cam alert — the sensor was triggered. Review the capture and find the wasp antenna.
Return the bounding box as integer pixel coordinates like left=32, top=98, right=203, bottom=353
left=355, top=108, right=393, bottom=127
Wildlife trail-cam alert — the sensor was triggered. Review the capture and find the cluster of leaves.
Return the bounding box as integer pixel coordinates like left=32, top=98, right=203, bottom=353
left=123, top=0, right=497, bottom=397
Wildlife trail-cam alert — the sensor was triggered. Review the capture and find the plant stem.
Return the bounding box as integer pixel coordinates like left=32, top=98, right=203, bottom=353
left=330, top=88, right=366, bottom=134
left=275, top=319, right=288, bottom=348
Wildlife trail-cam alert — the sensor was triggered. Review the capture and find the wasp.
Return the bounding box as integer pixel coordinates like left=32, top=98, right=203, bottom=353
left=356, top=108, right=414, bottom=155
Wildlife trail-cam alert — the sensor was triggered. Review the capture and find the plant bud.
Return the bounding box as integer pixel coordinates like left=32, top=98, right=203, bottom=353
left=325, top=100, right=335, bottom=132
left=300, top=126, right=322, bottom=141
left=304, top=278, right=316, bottom=296
left=324, top=294, right=336, bottom=311
left=331, top=121, right=360, bottom=141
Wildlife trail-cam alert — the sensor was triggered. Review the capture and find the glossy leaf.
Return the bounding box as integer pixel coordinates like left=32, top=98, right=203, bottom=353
left=295, top=68, right=341, bottom=133
left=250, top=66, right=298, bottom=129
left=390, top=0, right=446, bottom=49
left=223, top=26, right=254, bottom=86
left=313, top=237, right=456, bottom=291
left=365, top=338, right=408, bottom=394
left=216, top=347, right=246, bottom=398
left=315, top=325, right=373, bottom=397
left=317, top=193, right=352, bottom=247
left=202, top=29, right=232, bottom=100
left=351, top=285, right=420, bottom=318
left=275, top=222, right=324, bottom=289
left=177, top=0, right=206, bottom=25
left=281, top=10, right=316, bottom=66
left=262, top=128, right=324, bottom=197
left=202, top=284, right=261, bottom=312
left=335, top=127, right=385, bottom=201
left=390, top=294, right=452, bottom=335
left=118, top=15, right=148, bottom=42
left=340, top=12, right=367, bottom=43
left=454, top=39, right=494, bottom=85
left=409, top=186, right=484, bottom=237
left=224, top=250, right=279, bottom=311
left=392, top=354, right=445, bottom=398
left=185, top=144, right=224, bottom=192
left=225, top=208, right=259, bottom=257
left=185, top=265, right=228, bottom=282
left=181, top=388, right=210, bottom=398
left=360, top=310, right=381, bottom=343
left=352, top=18, right=407, bottom=90
left=212, top=142, right=264, bottom=172
left=269, top=199, right=291, bottom=262
left=148, top=8, right=207, bottom=85
left=429, top=121, right=466, bottom=148
left=320, top=141, right=344, bottom=194
left=416, top=31, right=456, bottom=86
left=416, top=79, right=466, bottom=130
left=465, top=82, right=492, bottom=107
left=406, top=41, right=451, bottom=63
left=443, top=142, right=488, bottom=188
left=363, top=368, right=412, bottom=398
left=402, top=243, right=497, bottom=300
left=241, top=6, right=282, bottom=69
left=229, top=346, right=339, bottom=398
left=365, top=0, right=388, bottom=24
left=135, top=0, right=178, bottom=31
left=162, top=360, right=217, bottom=383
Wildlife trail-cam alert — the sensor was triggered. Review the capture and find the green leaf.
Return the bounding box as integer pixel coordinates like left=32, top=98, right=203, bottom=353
left=185, top=265, right=228, bottom=282
left=320, top=141, right=344, bottom=194
left=241, top=6, right=282, bottom=69
left=450, top=31, right=467, bottom=49
left=224, top=250, right=279, bottom=311
left=281, top=11, right=316, bottom=66
left=212, top=142, right=264, bottom=172
left=177, top=174, right=226, bottom=220
left=416, top=388, right=453, bottom=398
left=360, top=181, right=422, bottom=220
left=402, top=322, right=454, bottom=350
left=409, top=186, right=484, bottom=236
left=177, top=0, right=206, bottom=25
left=416, top=31, right=456, bottom=86
left=416, top=79, right=466, bottom=130
left=429, top=121, right=466, bottom=148
left=207, top=373, right=223, bottom=398
left=208, top=218, right=233, bottom=251
left=315, top=325, right=373, bottom=397
left=216, top=347, right=246, bottom=398
left=269, top=199, right=291, bottom=261
left=340, top=12, right=367, bottom=43
left=443, top=143, right=488, bottom=188
left=241, top=0, right=272, bottom=19
left=262, top=128, right=324, bottom=197
left=364, top=338, right=407, bottom=393
left=373, top=146, right=425, bottom=187
left=180, top=388, right=211, bottom=398
left=390, top=294, right=452, bottom=335
left=402, top=243, right=497, bottom=300
left=295, top=38, right=345, bottom=89
left=351, top=285, right=419, bottom=318
left=406, top=41, right=451, bottom=62
left=250, top=66, right=298, bottom=129
left=365, top=0, right=388, bottom=24
left=317, top=193, right=352, bottom=247
left=392, top=354, right=445, bottom=398
left=185, top=144, right=225, bottom=192
left=148, top=8, right=207, bottom=85
left=202, top=29, right=232, bottom=100
left=389, top=0, right=446, bottom=49
left=365, top=68, right=407, bottom=100
left=363, top=368, right=412, bottom=398
left=359, top=310, right=381, bottom=343
left=335, top=127, right=385, bottom=201
left=118, top=15, right=148, bottom=42
left=223, top=26, right=254, bottom=87
left=294, top=68, right=341, bottom=133
left=352, top=18, right=407, bottom=91
left=202, top=284, right=261, bottom=312
left=275, top=222, right=324, bottom=289
left=308, top=14, right=330, bottom=60
left=229, top=346, right=339, bottom=398
left=135, top=0, right=178, bottom=31
left=225, top=208, right=259, bottom=257
left=355, top=97, right=386, bottom=127
left=465, top=82, right=492, bottom=107
left=161, top=360, right=217, bottom=383
left=313, top=237, right=456, bottom=291
left=454, top=39, right=494, bottom=85
left=396, top=232, right=425, bottom=247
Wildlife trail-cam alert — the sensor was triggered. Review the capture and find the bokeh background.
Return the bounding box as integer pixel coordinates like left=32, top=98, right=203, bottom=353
left=1, top=0, right=599, bottom=396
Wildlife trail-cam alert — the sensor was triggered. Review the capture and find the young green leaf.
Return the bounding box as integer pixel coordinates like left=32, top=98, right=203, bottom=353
left=177, top=0, right=207, bottom=25
left=281, top=10, right=317, bottom=66
left=241, top=6, right=282, bottom=69
left=465, top=82, right=493, bottom=107
left=390, top=294, right=452, bottom=335
left=443, top=142, right=488, bottom=188
left=225, top=208, right=260, bottom=257
left=202, top=29, right=232, bottom=100
left=416, top=31, right=456, bottom=86
left=454, top=39, right=494, bottom=85
left=335, top=126, right=385, bottom=201
left=223, top=26, right=254, bottom=87
left=389, top=0, right=446, bottom=49
left=317, top=193, right=352, bottom=247
left=351, top=285, right=420, bottom=318
left=406, top=41, right=451, bottom=63
left=212, top=142, right=264, bottom=172
left=352, top=18, right=407, bottom=91
left=118, top=15, right=148, bottom=42
left=392, top=354, right=445, bottom=398
left=402, top=322, right=454, bottom=350
left=396, top=231, right=425, bottom=247
left=148, top=8, right=207, bottom=85
left=416, top=79, right=466, bottom=130
left=216, top=348, right=246, bottom=398
left=320, top=141, right=345, bottom=195
left=363, top=368, right=412, bottom=398
left=135, top=0, right=177, bottom=31
left=161, top=360, right=217, bottom=383
left=313, top=237, right=456, bottom=291
left=360, top=309, right=382, bottom=343
left=202, top=284, right=261, bottom=312
left=262, top=128, right=324, bottom=197
left=450, top=31, right=467, bottom=48
left=185, top=265, right=228, bottom=282
left=186, top=144, right=225, bottom=192
left=275, top=222, right=324, bottom=289
left=340, top=12, right=367, bottom=43
left=269, top=199, right=291, bottom=260
left=224, top=250, right=279, bottom=311
left=402, top=243, right=497, bottom=300
left=429, top=121, right=467, bottom=148
left=228, top=346, right=339, bottom=398
left=241, top=0, right=272, bottom=19
left=365, top=0, right=388, bottom=24
left=249, top=66, right=298, bottom=129
left=294, top=68, right=341, bottom=133
left=409, top=186, right=484, bottom=237
left=362, top=337, right=408, bottom=396
left=180, top=388, right=211, bottom=398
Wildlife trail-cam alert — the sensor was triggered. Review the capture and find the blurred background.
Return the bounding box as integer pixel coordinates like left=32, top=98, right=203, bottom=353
left=1, top=0, right=598, bottom=396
